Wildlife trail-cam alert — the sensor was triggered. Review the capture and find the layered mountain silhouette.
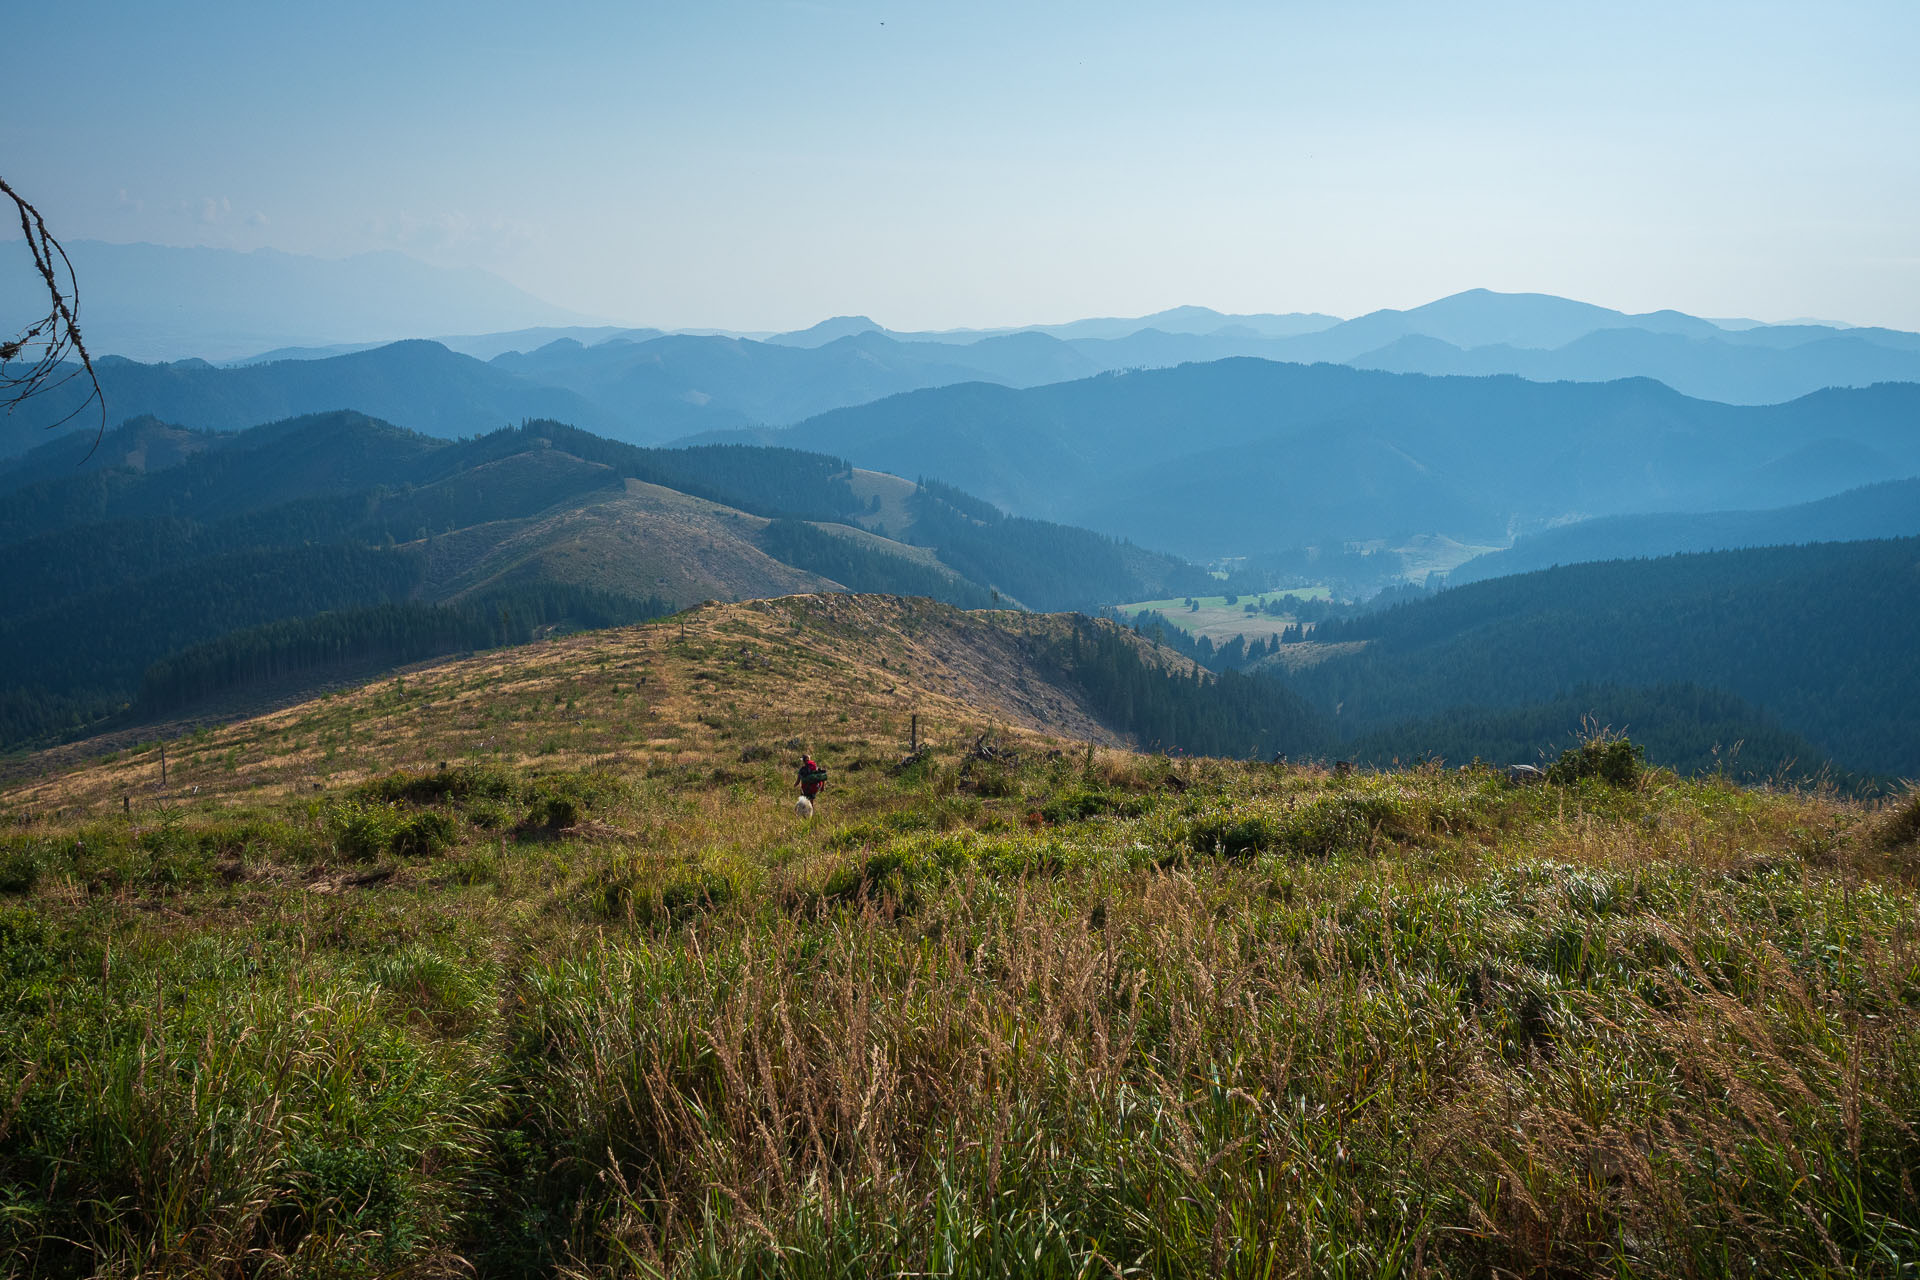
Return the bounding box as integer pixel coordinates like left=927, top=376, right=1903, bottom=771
left=10, top=251, right=1920, bottom=565
left=14, top=349, right=1920, bottom=558
left=1347, top=323, right=1920, bottom=406
left=769, top=305, right=1344, bottom=345
left=12, top=248, right=1920, bottom=458
left=9, top=341, right=621, bottom=443
left=3, top=331, right=1105, bottom=449
left=784, top=362, right=1920, bottom=557
left=755, top=290, right=1920, bottom=403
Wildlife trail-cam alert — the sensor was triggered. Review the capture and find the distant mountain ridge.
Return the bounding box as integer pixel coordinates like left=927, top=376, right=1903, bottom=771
left=766, top=306, right=1345, bottom=346
left=747, top=290, right=1920, bottom=404
left=1348, top=325, right=1920, bottom=406
left=14, top=341, right=1920, bottom=562
left=6, top=326, right=1108, bottom=452
left=0, top=240, right=600, bottom=362
left=9, top=341, right=622, bottom=444
left=782, top=361, right=1920, bottom=557
left=1448, top=477, right=1920, bottom=584
left=20, top=243, right=1916, bottom=432
left=9, top=238, right=1918, bottom=406
left=28, top=295, right=1914, bottom=467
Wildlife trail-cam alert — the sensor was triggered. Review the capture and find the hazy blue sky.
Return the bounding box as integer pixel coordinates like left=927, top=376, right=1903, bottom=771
left=5, top=0, right=1918, bottom=330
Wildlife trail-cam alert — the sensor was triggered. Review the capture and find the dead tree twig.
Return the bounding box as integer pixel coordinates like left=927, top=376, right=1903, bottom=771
left=1, top=176, right=105, bottom=453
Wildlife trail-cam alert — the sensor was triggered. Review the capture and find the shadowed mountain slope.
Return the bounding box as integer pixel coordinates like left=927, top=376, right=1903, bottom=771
left=1450, top=477, right=1920, bottom=583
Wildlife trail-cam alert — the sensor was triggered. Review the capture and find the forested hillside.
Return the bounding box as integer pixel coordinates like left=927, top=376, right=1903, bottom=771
left=1338, top=683, right=1836, bottom=782
left=0, top=414, right=1205, bottom=748
left=1281, top=538, right=1920, bottom=777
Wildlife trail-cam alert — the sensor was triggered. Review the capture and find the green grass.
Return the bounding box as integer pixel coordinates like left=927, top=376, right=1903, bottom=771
left=1118, top=589, right=1337, bottom=644
left=1121, top=587, right=1334, bottom=614
left=0, top=740, right=1916, bottom=1277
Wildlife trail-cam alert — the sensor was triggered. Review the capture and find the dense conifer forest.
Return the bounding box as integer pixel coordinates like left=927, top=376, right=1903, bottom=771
left=1337, top=682, right=1843, bottom=784
left=137, top=584, right=670, bottom=713
left=1292, top=537, right=1920, bottom=776
left=1041, top=616, right=1327, bottom=759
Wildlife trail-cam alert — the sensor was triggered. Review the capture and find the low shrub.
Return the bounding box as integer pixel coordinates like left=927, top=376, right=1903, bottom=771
left=325, top=801, right=457, bottom=861
left=1283, top=791, right=1404, bottom=857
left=1040, top=785, right=1146, bottom=824
left=826, top=808, right=936, bottom=849
left=890, top=749, right=937, bottom=785
left=655, top=869, right=739, bottom=922
left=0, top=903, right=52, bottom=979
left=1187, top=791, right=1405, bottom=859
left=1873, top=785, right=1920, bottom=852
left=1547, top=734, right=1645, bottom=788
left=522, top=770, right=628, bottom=831
left=592, top=860, right=742, bottom=926
left=1186, top=808, right=1282, bottom=858
left=821, top=836, right=973, bottom=909
left=0, top=844, right=41, bottom=894
left=325, top=801, right=403, bottom=862
left=959, top=761, right=1020, bottom=798
left=392, top=811, right=457, bottom=859
left=356, top=763, right=521, bottom=807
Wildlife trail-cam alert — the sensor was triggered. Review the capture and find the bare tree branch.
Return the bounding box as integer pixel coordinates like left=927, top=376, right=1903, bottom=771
left=1, top=176, right=106, bottom=455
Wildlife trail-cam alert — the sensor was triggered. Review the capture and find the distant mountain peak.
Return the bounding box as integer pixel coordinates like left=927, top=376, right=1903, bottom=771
left=1330, top=289, right=1727, bottom=352
left=1140, top=305, right=1230, bottom=324
left=768, top=315, right=886, bottom=348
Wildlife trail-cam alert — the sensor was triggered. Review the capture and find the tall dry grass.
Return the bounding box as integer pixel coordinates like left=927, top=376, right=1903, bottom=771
left=0, top=667, right=1913, bottom=1275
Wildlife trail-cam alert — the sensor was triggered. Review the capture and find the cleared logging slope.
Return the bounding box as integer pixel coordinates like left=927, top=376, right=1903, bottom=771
left=8, top=594, right=1325, bottom=813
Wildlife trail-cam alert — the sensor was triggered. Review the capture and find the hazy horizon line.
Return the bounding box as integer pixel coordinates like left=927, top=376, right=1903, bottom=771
left=0, top=234, right=1894, bottom=337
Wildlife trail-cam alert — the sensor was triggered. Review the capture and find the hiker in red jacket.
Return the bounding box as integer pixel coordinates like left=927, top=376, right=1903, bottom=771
left=797, top=755, right=828, bottom=807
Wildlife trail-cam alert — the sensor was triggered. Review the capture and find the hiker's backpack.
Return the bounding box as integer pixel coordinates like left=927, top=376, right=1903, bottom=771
left=800, top=762, right=829, bottom=786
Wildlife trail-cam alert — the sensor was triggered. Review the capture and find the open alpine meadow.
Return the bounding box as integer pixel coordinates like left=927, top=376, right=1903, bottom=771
left=0, top=600, right=1915, bottom=1276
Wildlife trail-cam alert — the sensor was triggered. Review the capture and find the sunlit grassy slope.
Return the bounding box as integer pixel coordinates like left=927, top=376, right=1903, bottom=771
left=0, top=595, right=1916, bottom=1278
left=7, top=595, right=1141, bottom=815
left=1119, top=588, right=1332, bottom=643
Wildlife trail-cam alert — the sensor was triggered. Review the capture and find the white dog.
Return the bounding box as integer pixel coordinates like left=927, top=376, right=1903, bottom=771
left=794, top=795, right=814, bottom=818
